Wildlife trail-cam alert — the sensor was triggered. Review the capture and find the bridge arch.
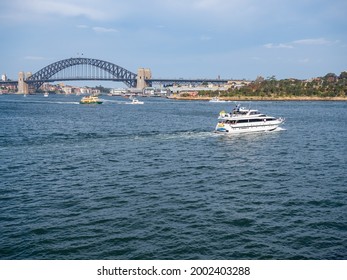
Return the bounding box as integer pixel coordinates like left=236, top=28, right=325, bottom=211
left=26, top=57, right=137, bottom=89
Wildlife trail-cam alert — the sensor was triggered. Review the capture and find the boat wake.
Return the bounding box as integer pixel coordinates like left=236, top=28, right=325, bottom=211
left=157, top=131, right=216, bottom=140
left=273, top=126, right=286, bottom=132
left=99, top=99, right=127, bottom=104
left=49, top=101, right=80, bottom=105
left=3, top=99, right=80, bottom=105
left=131, top=130, right=217, bottom=142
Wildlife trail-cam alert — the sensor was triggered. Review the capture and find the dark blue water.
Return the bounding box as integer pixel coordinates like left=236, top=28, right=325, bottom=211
left=0, top=94, right=346, bottom=260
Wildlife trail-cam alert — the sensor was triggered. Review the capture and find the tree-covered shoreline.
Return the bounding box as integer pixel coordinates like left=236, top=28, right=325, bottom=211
left=195, top=71, right=347, bottom=100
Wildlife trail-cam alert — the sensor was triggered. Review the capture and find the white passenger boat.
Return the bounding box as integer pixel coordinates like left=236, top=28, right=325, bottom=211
left=215, top=104, right=284, bottom=134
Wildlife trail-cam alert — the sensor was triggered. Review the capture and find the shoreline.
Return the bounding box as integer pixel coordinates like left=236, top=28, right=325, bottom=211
left=168, top=96, right=347, bottom=101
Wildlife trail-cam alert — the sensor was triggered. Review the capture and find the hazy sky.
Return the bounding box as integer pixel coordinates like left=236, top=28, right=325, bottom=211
left=1, top=0, right=346, bottom=83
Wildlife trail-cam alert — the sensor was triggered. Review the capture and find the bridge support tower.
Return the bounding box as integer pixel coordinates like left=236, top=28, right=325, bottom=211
left=137, top=68, right=151, bottom=89
left=18, top=72, right=32, bottom=94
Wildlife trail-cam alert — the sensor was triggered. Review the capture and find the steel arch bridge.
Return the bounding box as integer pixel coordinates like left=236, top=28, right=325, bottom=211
left=26, top=57, right=137, bottom=89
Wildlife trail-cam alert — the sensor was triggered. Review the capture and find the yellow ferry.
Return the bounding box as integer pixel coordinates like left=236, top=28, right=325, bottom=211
left=80, top=96, right=103, bottom=104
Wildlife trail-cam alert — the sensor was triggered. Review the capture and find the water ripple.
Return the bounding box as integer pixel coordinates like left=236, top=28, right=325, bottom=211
left=1, top=96, right=346, bottom=259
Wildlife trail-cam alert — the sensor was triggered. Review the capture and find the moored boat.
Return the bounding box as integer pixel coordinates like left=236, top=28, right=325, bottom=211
left=215, top=104, right=284, bottom=134
left=209, top=96, right=227, bottom=103
left=80, top=95, right=103, bottom=104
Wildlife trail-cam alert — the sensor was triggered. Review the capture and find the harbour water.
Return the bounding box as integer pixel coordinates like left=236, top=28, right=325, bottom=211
left=0, top=94, right=346, bottom=259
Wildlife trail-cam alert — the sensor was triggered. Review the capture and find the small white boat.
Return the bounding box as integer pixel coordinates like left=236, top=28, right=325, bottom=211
left=215, top=104, right=284, bottom=134
left=44, top=92, right=49, bottom=97
left=126, top=97, right=144, bottom=104
left=209, top=97, right=227, bottom=103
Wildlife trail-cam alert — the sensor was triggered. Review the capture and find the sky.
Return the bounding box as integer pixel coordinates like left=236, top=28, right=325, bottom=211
left=0, top=0, right=346, bottom=84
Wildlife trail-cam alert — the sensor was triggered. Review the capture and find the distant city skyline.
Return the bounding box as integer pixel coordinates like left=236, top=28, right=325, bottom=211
left=1, top=0, right=346, bottom=84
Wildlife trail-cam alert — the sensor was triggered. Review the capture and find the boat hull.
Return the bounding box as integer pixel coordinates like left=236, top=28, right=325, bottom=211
left=126, top=101, right=144, bottom=104
left=215, top=120, right=283, bottom=134
left=79, top=101, right=103, bottom=104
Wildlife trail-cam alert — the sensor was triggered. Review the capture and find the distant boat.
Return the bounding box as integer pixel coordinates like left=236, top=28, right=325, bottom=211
left=126, top=97, right=144, bottom=105
left=80, top=95, right=103, bottom=104
left=209, top=96, right=227, bottom=103
left=44, top=92, right=49, bottom=97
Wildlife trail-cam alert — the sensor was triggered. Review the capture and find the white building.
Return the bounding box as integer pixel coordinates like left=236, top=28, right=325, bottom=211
left=1, top=73, right=7, bottom=81
left=62, top=86, right=73, bottom=94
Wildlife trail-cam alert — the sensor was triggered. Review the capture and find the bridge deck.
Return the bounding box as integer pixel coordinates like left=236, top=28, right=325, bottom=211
left=2, top=78, right=230, bottom=85
left=149, top=78, right=229, bottom=84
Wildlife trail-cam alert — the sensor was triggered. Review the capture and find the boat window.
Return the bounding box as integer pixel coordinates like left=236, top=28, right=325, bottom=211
left=237, top=111, right=248, bottom=115
left=249, top=119, right=263, bottom=122
left=236, top=120, right=249, bottom=123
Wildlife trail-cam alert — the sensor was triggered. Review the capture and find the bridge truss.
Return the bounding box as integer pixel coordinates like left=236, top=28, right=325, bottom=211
left=26, top=57, right=137, bottom=89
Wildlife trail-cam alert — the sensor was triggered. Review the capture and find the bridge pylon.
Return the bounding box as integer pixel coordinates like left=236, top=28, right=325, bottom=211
left=137, top=68, right=151, bottom=89
left=17, top=72, right=31, bottom=94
